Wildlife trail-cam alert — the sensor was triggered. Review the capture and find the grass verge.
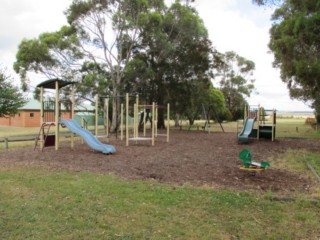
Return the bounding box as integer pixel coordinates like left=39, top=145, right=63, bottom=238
left=270, top=149, right=320, bottom=198
left=0, top=165, right=319, bottom=240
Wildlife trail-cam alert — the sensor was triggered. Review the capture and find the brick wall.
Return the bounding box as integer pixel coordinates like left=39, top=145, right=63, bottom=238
left=0, top=117, right=11, bottom=126
left=0, top=110, right=79, bottom=127
left=22, top=110, right=41, bottom=127
left=0, top=110, right=41, bottom=127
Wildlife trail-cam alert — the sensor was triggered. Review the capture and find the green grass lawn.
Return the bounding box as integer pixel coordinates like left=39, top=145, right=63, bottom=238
left=0, top=165, right=319, bottom=240
left=0, top=126, right=40, bottom=138
left=1, top=119, right=320, bottom=239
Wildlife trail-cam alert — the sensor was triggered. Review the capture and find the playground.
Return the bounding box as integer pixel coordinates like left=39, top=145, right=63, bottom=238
left=1, top=129, right=319, bottom=194
left=0, top=77, right=318, bottom=195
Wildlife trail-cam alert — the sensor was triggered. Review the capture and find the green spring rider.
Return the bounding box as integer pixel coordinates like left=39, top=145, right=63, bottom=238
left=239, top=148, right=270, bottom=175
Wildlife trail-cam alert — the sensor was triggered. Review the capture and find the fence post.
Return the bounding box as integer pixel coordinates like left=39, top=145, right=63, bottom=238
left=5, top=138, right=8, bottom=151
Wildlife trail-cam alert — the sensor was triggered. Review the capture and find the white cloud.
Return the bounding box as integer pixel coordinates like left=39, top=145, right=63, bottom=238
left=194, top=0, right=312, bottom=111
left=0, top=0, right=70, bottom=73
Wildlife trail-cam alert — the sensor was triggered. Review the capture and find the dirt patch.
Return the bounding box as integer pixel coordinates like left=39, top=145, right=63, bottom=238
left=1, top=130, right=319, bottom=194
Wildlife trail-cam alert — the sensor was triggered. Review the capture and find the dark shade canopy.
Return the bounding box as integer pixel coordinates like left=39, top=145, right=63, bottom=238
left=36, top=78, right=75, bottom=89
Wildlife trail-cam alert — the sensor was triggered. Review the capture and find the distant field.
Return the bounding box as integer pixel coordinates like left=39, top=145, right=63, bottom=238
left=181, top=118, right=318, bottom=138
left=277, top=111, right=314, bottom=119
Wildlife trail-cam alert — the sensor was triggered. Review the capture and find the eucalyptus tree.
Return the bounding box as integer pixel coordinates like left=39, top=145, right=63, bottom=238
left=14, top=0, right=166, bottom=131
left=124, top=2, right=215, bottom=127
left=268, top=0, right=320, bottom=120
left=215, top=51, right=256, bottom=120
left=14, top=0, right=222, bottom=130
left=66, top=0, right=169, bottom=130
left=254, top=0, right=320, bottom=119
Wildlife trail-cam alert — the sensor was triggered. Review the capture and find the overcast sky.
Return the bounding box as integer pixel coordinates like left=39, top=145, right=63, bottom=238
left=0, top=0, right=313, bottom=111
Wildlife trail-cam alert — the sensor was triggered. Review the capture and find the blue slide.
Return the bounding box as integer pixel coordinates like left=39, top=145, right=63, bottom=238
left=60, top=119, right=116, bottom=154
left=238, top=118, right=255, bottom=143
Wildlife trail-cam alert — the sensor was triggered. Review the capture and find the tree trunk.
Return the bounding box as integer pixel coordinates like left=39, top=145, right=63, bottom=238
left=314, top=98, right=320, bottom=123
left=110, top=96, right=119, bottom=133
left=110, top=78, right=121, bottom=133
left=188, top=116, right=194, bottom=126
left=157, top=108, right=166, bottom=129
left=174, top=113, right=180, bottom=127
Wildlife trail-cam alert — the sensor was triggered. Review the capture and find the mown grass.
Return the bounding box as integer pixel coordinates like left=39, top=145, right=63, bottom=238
left=273, top=149, right=320, bottom=177
left=0, top=126, right=40, bottom=138
left=0, top=165, right=319, bottom=240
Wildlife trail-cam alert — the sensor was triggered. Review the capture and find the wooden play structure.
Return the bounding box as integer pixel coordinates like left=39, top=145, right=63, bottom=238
left=95, top=93, right=170, bottom=147
left=34, top=78, right=116, bottom=154
left=34, top=78, right=76, bottom=151
left=33, top=79, right=170, bottom=152
left=238, top=105, right=276, bottom=143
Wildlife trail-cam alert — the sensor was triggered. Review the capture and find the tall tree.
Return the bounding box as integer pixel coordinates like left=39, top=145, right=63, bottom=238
left=124, top=2, right=214, bottom=127
left=215, top=51, right=256, bottom=120
left=14, top=0, right=222, bottom=130
left=0, top=67, right=26, bottom=117
left=253, top=0, right=320, bottom=119
left=65, top=0, right=167, bottom=131
left=267, top=0, right=320, bottom=120
left=14, top=0, right=165, bottom=131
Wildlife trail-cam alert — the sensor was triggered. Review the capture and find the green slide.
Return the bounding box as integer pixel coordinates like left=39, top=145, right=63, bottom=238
left=238, top=118, right=255, bottom=143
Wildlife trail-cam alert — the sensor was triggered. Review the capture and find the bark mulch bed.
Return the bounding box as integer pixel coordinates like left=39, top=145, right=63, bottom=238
left=1, top=130, right=319, bottom=194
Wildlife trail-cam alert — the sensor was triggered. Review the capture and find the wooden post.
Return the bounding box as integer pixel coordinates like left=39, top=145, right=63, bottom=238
left=104, top=98, right=109, bottom=137
left=143, top=107, right=146, bottom=137
left=257, top=105, right=260, bottom=140
left=126, top=93, right=129, bottom=146
left=105, top=97, right=109, bottom=142
left=120, top=103, right=124, bottom=140
left=155, top=106, right=158, bottom=137
left=152, top=102, right=155, bottom=146
left=71, top=84, right=75, bottom=149
left=95, top=94, right=98, bottom=137
left=40, top=86, right=44, bottom=150
left=55, top=80, right=59, bottom=150
left=135, top=95, right=139, bottom=139
left=133, top=103, right=137, bottom=139
left=5, top=138, right=8, bottom=151
left=272, top=109, right=276, bottom=141
left=167, top=103, right=170, bottom=143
